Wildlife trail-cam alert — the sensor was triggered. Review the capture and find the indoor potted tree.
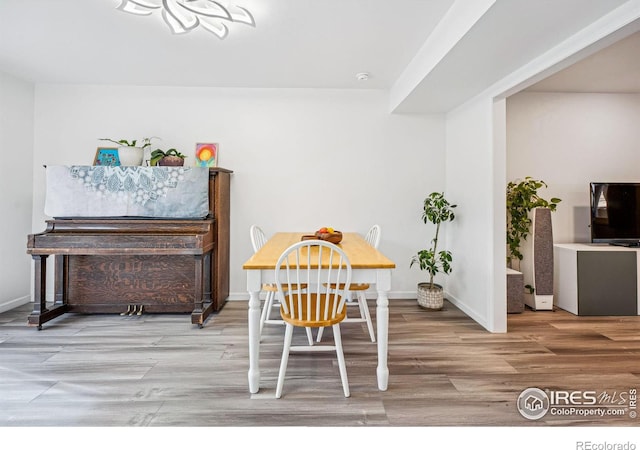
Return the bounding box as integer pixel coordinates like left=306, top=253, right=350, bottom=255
left=99, top=137, right=156, bottom=166
left=410, top=192, right=457, bottom=310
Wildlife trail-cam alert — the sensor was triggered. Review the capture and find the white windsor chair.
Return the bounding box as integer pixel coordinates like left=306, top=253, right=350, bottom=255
left=274, top=239, right=352, bottom=398
left=317, top=224, right=380, bottom=343
left=249, top=225, right=312, bottom=345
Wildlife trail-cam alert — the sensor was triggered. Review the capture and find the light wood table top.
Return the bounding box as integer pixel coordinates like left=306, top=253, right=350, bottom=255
left=242, top=232, right=396, bottom=270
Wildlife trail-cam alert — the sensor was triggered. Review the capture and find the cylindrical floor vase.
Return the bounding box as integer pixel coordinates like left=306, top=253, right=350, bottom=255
left=417, top=282, right=444, bottom=310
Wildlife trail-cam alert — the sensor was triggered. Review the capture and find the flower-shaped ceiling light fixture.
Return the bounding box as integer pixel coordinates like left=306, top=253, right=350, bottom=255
left=116, top=0, right=256, bottom=39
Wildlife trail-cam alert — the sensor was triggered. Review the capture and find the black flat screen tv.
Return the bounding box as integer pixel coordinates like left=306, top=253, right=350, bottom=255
left=590, top=182, right=640, bottom=245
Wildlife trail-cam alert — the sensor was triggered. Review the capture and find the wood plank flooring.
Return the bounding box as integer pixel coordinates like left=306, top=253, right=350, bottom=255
left=1, top=299, right=639, bottom=429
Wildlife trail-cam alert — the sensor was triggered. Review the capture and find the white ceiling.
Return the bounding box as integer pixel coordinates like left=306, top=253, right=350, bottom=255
left=0, top=0, right=638, bottom=113
left=0, top=0, right=452, bottom=89
left=525, top=29, right=640, bottom=94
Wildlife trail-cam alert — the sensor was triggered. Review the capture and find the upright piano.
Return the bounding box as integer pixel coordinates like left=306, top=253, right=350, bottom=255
left=26, top=166, right=232, bottom=329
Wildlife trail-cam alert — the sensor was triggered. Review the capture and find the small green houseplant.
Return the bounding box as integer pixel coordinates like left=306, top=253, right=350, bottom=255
left=506, top=177, right=561, bottom=269
left=411, top=192, right=457, bottom=309
left=150, top=148, right=186, bottom=166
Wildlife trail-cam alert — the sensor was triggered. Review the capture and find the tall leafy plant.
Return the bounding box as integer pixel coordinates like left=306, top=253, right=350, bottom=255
left=410, top=192, right=457, bottom=289
left=506, top=177, right=561, bottom=265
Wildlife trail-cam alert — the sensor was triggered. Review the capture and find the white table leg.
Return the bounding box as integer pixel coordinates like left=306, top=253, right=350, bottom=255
left=247, top=271, right=262, bottom=393
left=376, top=269, right=391, bottom=391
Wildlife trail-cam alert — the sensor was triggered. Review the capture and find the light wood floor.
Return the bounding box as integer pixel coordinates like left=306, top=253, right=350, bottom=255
left=1, top=299, right=639, bottom=428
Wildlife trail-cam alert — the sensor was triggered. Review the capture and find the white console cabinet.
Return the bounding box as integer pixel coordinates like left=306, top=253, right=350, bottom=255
left=554, top=243, right=640, bottom=315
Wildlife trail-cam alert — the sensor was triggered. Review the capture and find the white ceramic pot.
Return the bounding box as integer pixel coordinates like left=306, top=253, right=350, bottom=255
left=118, top=146, right=144, bottom=166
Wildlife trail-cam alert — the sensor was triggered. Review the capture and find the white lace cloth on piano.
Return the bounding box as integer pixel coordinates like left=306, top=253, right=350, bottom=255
left=44, top=166, right=209, bottom=218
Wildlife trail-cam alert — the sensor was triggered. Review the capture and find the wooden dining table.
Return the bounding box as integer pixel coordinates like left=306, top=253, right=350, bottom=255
left=242, top=231, right=396, bottom=394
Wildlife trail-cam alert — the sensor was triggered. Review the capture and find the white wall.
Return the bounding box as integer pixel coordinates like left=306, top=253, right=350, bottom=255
left=444, top=97, right=506, bottom=332
left=506, top=91, right=640, bottom=288
left=0, top=71, right=34, bottom=312
left=31, top=85, right=446, bottom=300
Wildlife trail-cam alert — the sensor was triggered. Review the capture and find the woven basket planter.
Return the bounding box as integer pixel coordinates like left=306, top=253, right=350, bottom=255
left=417, top=282, right=444, bottom=310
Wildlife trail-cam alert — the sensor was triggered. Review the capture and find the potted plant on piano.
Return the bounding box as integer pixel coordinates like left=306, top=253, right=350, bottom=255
left=410, top=192, right=457, bottom=310
left=99, top=137, right=156, bottom=166
left=149, top=148, right=187, bottom=166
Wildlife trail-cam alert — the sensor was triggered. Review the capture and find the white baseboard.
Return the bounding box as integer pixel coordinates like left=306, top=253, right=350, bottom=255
left=443, top=290, right=499, bottom=333
left=0, top=295, right=30, bottom=314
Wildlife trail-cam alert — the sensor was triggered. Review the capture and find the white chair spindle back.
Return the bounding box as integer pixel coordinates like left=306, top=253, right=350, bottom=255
left=365, top=224, right=381, bottom=249
left=276, top=240, right=351, bottom=324
left=250, top=225, right=268, bottom=252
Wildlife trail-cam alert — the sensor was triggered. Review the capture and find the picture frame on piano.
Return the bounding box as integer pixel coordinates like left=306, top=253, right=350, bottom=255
left=195, top=142, right=218, bottom=167
left=93, top=147, right=120, bottom=166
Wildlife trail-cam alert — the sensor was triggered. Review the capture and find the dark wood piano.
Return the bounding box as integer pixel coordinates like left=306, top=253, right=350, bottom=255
left=26, top=167, right=232, bottom=329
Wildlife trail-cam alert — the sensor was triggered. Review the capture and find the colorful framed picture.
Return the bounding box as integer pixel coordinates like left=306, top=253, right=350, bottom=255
left=93, top=147, right=120, bottom=166
left=195, top=143, right=218, bottom=167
